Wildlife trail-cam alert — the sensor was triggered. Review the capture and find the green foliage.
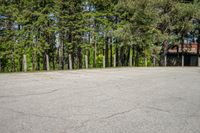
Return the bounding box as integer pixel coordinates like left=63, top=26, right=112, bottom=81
left=0, top=0, right=199, bottom=72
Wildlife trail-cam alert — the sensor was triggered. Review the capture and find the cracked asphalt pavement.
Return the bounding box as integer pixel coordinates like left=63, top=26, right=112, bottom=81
left=0, top=67, right=200, bottom=133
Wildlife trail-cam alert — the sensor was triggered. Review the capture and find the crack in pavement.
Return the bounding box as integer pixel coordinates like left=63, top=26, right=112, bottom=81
left=100, top=108, right=136, bottom=120
left=63, top=119, right=91, bottom=132
left=145, top=106, right=171, bottom=114
left=67, top=107, right=138, bottom=130
left=64, top=104, right=200, bottom=131
left=0, top=89, right=60, bottom=99
left=0, top=107, right=68, bottom=121
left=65, top=107, right=137, bottom=131
left=144, top=106, right=200, bottom=118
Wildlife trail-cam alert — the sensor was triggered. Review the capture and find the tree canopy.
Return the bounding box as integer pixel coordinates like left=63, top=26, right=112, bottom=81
left=0, top=0, right=200, bottom=72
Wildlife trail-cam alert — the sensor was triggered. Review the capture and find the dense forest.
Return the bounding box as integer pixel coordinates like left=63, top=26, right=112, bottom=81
left=0, top=0, right=200, bottom=72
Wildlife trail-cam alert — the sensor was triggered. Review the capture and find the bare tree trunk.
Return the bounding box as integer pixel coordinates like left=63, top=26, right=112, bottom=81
left=32, top=52, right=35, bottom=71
left=135, top=47, right=139, bottom=67
left=181, top=38, right=184, bottom=67
left=93, top=42, right=97, bottom=68
left=36, top=55, right=40, bottom=71
left=23, top=54, right=27, bottom=72
left=120, top=46, right=125, bottom=66
left=46, top=54, right=50, bottom=71
left=62, top=45, right=65, bottom=70
left=182, top=54, right=184, bottom=67
left=164, top=55, right=167, bottom=67
left=0, top=60, right=1, bottom=72
left=69, top=54, right=72, bottom=70
left=72, top=52, right=75, bottom=69
left=105, top=38, right=109, bottom=67
left=103, top=46, right=106, bottom=68
left=153, top=56, right=156, bottom=66
left=78, top=46, right=82, bottom=69
left=110, top=42, right=113, bottom=67
left=126, top=46, right=130, bottom=66
left=163, top=41, right=168, bottom=67
left=19, top=57, right=23, bottom=71
left=129, top=49, right=132, bottom=67
left=197, top=43, right=199, bottom=67
left=116, top=46, right=119, bottom=67
left=85, top=55, right=88, bottom=69
left=113, top=54, right=116, bottom=67
left=11, top=49, right=15, bottom=72
left=198, top=57, right=200, bottom=67
left=103, top=55, right=105, bottom=68
left=43, top=53, right=46, bottom=70
left=52, top=52, right=55, bottom=70
left=56, top=48, right=59, bottom=69
left=58, top=47, right=62, bottom=69
left=88, top=49, right=90, bottom=68
left=61, top=36, right=65, bottom=70
left=132, top=46, right=135, bottom=66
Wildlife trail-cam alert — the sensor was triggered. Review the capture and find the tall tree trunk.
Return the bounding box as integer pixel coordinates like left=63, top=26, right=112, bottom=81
left=72, top=51, right=75, bottom=69
left=198, top=56, right=200, bottom=67
left=113, top=53, right=116, bottom=67
left=135, top=46, right=139, bottom=66
left=61, top=36, right=65, bottom=70
left=11, top=48, right=15, bottom=72
left=46, top=53, right=50, bottom=71
left=69, top=54, right=72, bottom=70
left=132, top=46, right=135, bottom=66
left=127, top=46, right=131, bottom=66
left=103, top=56, right=106, bottom=68
left=0, top=59, right=1, bottom=72
left=110, top=41, right=113, bottom=67
left=68, top=30, right=74, bottom=69
left=197, top=43, right=199, bottom=66
left=23, top=54, right=27, bottom=72
left=85, top=54, right=88, bottom=69
left=62, top=46, right=65, bottom=70
left=43, top=52, right=49, bottom=71
left=57, top=48, right=59, bottom=69
left=105, top=38, right=109, bottom=67
left=129, top=48, right=132, bottom=67
left=88, top=49, right=90, bottom=68
left=36, top=54, right=40, bottom=71
left=19, top=56, right=23, bottom=72
left=78, top=46, right=82, bottom=69
left=181, top=38, right=184, bottom=67
left=103, top=48, right=105, bottom=68
left=120, top=46, right=125, bottom=66
left=153, top=55, right=156, bottom=66
left=57, top=33, right=62, bottom=70
left=182, top=54, right=184, bottom=67
left=116, top=46, right=119, bottom=67
left=52, top=51, right=55, bottom=70
left=58, top=47, right=62, bottom=69
left=93, top=42, right=97, bottom=68
left=43, top=53, right=46, bottom=70
left=164, top=55, right=167, bottom=67
left=32, top=52, right=35, bottom=71
left=163, top=41, right=168, bottom=66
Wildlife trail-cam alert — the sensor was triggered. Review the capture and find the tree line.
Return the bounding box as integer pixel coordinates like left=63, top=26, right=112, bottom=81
left=0, top=0, right=200, bottom=72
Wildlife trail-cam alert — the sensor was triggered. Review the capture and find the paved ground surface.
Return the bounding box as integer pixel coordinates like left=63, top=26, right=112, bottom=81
left=0, top=67, right=200, bottom=133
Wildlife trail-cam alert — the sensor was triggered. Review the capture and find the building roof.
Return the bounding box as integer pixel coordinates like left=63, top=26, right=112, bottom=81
left=167, top=43, right=199, bottom=54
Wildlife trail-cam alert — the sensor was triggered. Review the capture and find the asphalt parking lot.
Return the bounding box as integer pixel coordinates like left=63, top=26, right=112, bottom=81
left=0, top=67, right=200, bottom=133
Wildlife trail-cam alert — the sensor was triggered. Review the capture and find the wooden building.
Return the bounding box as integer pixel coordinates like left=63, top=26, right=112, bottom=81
left=161, top=42, right=200, bottom=66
